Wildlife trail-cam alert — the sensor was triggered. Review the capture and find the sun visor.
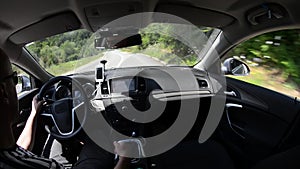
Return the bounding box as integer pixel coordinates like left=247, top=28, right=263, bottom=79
left=155, top=4, right=235, bottom=28
left=9, top=12, right=81, bottom=44
left=85, top=2, right=143, bottom=31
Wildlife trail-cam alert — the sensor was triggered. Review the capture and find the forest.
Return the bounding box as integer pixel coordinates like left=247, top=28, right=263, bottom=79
left=228, top=29, right=300, bottom=87
left=26, top=29, right=97, bottom=68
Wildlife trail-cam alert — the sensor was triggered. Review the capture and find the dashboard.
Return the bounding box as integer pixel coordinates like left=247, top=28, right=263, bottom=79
left=94, top=67, right=214, bottom=99
left=55, top=66, right=218, bottom=138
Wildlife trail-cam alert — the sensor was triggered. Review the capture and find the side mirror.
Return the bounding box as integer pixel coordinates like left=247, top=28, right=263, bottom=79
left=16, top=75, right=31, bottom=94
left=222, top=58, right=250, bottom=76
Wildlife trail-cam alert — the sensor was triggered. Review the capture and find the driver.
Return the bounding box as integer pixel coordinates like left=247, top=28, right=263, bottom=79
left=0, top=48, right=130, bottom=169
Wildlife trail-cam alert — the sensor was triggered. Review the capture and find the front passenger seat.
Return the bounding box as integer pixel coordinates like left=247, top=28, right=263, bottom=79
left=152, top=140, right=236, bottom=169
left=252, top=145, right=300, bottom=169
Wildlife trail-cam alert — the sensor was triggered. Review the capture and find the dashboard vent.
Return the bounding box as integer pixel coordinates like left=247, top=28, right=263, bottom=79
left=198, top=79, right=208, bottom=88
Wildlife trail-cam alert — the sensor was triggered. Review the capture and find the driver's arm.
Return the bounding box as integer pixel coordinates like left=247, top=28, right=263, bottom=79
left=17, top=95, right=43, bottom=150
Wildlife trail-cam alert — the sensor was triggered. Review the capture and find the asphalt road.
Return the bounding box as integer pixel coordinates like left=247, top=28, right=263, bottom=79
left=73, top=50, right=164, bottom=73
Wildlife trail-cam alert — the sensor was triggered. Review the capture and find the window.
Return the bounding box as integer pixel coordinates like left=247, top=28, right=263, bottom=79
left=25, top=26, right=218, bottom=76
left=224, top=29, right=300, bottom=98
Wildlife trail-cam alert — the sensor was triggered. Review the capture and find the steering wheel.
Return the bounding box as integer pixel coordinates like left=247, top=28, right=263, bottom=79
left=37, top=76, right=88, bottom=139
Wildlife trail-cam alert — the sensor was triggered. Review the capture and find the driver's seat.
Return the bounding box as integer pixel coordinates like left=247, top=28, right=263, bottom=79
left=41, top=135, right=82, bottom=168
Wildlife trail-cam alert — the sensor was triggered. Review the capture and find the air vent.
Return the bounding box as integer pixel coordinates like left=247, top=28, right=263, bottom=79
left=198, top=79, right=208, bottom=88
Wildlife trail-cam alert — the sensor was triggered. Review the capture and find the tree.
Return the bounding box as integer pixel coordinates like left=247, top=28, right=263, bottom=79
left=26, top=29, right=93, bottom=67
left=228, top=29, right=300, bottom=86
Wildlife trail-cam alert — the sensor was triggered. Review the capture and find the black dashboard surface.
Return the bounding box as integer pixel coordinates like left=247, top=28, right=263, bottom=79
left=69, top=66, right=217, bottom=138
left=72, top=66, right=215, bottom=100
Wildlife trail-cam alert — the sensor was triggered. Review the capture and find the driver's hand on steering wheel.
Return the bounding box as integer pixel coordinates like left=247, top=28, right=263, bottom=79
left=31, top=95, right=45, bottom=117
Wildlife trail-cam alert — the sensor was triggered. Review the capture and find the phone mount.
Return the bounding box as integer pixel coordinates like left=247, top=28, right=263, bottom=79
left=95, top=60, right=110, bottom=97
left=95, top=60, right=107, bottom=83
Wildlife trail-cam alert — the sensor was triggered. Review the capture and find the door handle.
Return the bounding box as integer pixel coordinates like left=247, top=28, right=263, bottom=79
left=226, top=103, right=242, bottom=108
left=225, top=103, right=245, bottom=139
left=224, top=91, right=237, bottom=97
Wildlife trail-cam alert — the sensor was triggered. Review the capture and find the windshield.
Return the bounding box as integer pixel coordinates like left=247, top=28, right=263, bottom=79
left=25, top=23, right=219, bottom=76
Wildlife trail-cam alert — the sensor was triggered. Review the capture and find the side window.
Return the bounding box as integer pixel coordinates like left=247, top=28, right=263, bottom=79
left=12, top=64, right=32, bottom=95
left=224, top=29, right=300, bottom=98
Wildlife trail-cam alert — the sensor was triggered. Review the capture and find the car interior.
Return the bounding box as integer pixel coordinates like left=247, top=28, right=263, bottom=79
left=1, top=0, right=300, bottom=169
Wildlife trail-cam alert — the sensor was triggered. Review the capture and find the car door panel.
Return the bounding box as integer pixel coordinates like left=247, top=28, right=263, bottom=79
left=218, top=77, right=300, bottom=166
left=226, top=78, right=299, bottom=123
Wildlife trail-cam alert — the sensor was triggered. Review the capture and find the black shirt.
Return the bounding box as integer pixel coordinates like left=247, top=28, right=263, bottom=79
left=0, top=145, right=63, bottom=169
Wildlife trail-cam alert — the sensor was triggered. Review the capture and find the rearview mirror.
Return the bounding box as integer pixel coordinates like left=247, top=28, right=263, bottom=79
left=222, top=58, right=250, bottom=76
left=95, top=34, right=142, bottom=49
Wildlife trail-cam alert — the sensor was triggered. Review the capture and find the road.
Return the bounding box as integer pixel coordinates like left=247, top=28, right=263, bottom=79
left=73, top=50, right=165, bottom=73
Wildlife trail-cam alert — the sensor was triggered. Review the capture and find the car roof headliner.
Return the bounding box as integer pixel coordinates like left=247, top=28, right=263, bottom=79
left=1, top=0, right=300, bottom=60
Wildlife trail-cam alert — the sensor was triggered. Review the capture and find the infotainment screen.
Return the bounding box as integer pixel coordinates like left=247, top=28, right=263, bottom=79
left=111, top=78, right=136, bottom=93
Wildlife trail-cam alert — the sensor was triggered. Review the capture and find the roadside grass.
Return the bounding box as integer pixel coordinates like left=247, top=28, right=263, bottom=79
left=122, top=44, right=196, bottom=66
left=229, top=65, right=300, bottom=98
left=46, top=54, right=101, bottom=76
left=122, top=45, right=172, bottom=62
